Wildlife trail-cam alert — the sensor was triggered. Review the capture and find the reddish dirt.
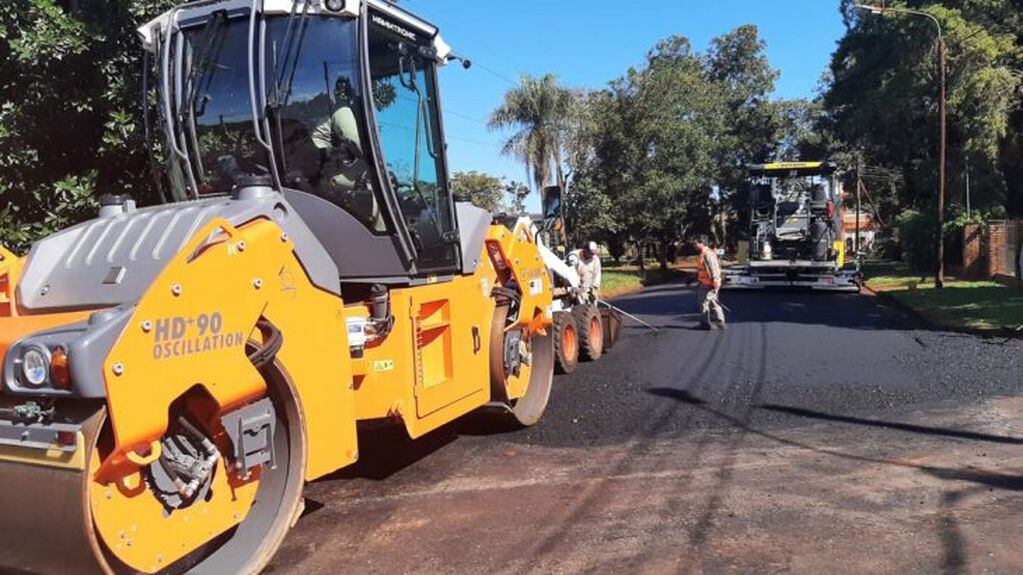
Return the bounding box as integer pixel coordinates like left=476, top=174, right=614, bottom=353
left=268, top=397, right=1023, bottom=575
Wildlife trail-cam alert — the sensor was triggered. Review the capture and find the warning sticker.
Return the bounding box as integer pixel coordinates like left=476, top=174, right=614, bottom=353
left=372, top=360, right=396, bottom=372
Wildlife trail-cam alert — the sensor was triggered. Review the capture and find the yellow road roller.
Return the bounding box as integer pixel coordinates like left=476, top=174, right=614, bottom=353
left=0, top=1, right=555, bottom=572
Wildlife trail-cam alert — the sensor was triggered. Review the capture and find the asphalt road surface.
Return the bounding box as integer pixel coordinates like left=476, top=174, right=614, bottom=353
left=270, top=283, right=1023, bottom=575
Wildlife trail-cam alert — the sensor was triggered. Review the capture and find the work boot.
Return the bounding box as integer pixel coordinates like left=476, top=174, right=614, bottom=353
left=698, top=322, right=712, bottom=331
left=714, top=322, right=727, bottom=331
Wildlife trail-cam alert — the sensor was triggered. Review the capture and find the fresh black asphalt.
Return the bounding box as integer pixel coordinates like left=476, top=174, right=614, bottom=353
left=516, top=282, right=1023, bottom=448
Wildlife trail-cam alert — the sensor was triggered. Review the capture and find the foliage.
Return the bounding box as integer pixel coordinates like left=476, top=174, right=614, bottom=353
left=503, top=181, right=531, bottom=215
left=488, top=74, right=578, bottom=193
left=564, top=27, right=785, bottom=268
left=0, top=172, right=98, bottom=252
left=896, top=209, right=938, bottom=270
left=824, top=0, right=1023, bottom=220
left=450, top=171, right=531, bottom=215
left=451, top=171, right=504, bottom=212
left=0, top=0, right=178, bottom=253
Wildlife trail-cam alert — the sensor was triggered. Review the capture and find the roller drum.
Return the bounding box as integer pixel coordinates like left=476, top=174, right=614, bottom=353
left=0, top=407, right=108, bottom=575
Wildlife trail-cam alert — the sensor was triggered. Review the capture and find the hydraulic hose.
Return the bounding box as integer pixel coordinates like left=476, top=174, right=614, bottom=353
left=248, top=318, right=284, bottom=369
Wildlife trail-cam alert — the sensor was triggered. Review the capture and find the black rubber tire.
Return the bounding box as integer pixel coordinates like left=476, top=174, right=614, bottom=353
left=552, top=311, right=579, bottom=374
left=574, top=304, right=604, bottom=362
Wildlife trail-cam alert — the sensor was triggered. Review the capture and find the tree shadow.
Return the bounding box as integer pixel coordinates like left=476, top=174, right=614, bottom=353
left=647, top=386, right=1023, bottom=573
left=645, top=387, right=1023, bottom=492
left=758, top=404, right=1023, bottom=445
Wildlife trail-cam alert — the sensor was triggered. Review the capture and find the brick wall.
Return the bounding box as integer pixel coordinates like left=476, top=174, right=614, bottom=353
left=962, top=220, right=1022, bottom=285
left=990, top=221, right=1008, bottom=277
left=962, top=224, right=985, bottom=278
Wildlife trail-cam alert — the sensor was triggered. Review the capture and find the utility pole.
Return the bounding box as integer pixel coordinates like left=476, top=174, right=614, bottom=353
left=855, top=4, right=947, bottom=288
left=856, top=157, right=862, bottom=256
left=936, top=35, right=946, bottom=288
left=965, top=157, right=971, bottom=219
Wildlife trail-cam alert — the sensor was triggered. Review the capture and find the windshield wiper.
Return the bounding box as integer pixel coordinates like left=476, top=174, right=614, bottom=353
left=178, top=10, right=228, bottom=186
left=268, top=0, right=312, bottom=111
left=266, top=0, right=313, bottom=181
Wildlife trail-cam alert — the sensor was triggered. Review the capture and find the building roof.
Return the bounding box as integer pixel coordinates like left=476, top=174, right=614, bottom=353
left=843, top=212, right=878, bottom=233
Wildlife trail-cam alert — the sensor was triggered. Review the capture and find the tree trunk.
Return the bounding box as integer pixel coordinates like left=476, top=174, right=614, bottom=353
left=554, top=145, right=566, bottom=191
left=608, top=236, right=625, bottom=263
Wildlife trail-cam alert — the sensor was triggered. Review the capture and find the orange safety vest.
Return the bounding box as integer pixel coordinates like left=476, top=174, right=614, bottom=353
left=696, top=247, right=718, bottom=287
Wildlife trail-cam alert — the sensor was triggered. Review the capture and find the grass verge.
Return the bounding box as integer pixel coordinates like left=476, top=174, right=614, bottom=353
left=601, top=263, right=686, bottom=299
left=864, top=261, right=1023, bottom=333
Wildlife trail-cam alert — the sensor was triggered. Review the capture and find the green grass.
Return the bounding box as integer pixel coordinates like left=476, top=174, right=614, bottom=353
left=602, top=263, right=685, bottom=298
left=864, top=261, right=1023, bottom=331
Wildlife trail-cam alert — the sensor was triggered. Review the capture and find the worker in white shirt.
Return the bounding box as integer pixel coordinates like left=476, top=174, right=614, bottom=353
left=573, top=241, right=602, bottom=301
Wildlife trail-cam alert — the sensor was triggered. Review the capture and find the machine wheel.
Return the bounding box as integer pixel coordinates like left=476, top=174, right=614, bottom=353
left=489, top=305, right=555, bottom=427
left=552, top=311, right=579, bottom=374
left=87, top=363, right=307, bottom=574
left=574, top=304, right=604, bottom=362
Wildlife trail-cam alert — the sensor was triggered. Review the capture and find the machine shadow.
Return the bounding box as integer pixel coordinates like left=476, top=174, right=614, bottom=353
left=315, top=421, right=459, bottom=482
left=314, top=410, right=520, bottom=483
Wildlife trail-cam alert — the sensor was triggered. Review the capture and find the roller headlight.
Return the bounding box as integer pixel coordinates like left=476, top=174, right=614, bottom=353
left=323, top=0, right=345, bottom=12
left=20, top=346, right=50, bottom=387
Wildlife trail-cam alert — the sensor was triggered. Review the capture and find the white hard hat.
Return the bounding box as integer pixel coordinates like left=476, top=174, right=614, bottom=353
left=587, top=241, right=598, bottom=252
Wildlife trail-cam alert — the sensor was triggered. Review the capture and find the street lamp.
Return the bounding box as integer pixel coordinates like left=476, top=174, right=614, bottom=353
left=855, top=4, right=946, bottom=288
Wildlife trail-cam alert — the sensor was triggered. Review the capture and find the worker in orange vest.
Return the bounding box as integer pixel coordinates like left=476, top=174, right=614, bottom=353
left=692, top=235, right=726, bottom=330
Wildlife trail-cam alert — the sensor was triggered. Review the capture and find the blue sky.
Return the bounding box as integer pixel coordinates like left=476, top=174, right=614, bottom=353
left=401, top=0, right=848, bottom=207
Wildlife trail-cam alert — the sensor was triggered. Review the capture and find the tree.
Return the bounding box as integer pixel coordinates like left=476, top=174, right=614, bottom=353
left=451, top=171, right=504, bottom=212
left=703, top=25, right=790, bottom=234
left=503, top=181, right=531, bottom=215
left=823, top=0, right=1022, bottom=222
left=564, top=26, right=795, bottom=269
left=568, top=35, right=726, bottom=269
left=0, top=0, right=178, bottom=252
left=488, top=74, right=578, bottom=194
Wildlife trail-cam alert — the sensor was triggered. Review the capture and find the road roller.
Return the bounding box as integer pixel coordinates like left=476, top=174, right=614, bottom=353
left=0, top=1, right=556, bottom=572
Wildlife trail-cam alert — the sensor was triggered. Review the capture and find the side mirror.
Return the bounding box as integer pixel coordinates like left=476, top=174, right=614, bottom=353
left=542, top=185, right=562, bottom=220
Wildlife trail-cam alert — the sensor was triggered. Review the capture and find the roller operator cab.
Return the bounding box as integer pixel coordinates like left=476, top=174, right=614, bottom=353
left=724, top=161, right=861, bottom=292
left=0, top=2, right=555, bottom=573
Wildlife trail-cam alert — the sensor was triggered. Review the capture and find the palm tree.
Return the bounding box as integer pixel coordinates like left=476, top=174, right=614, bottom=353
left=488, top=74, right=577, bottom=195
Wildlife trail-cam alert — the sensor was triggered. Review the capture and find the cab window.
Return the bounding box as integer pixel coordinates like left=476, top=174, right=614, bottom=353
left=266, top=16, right=386, bottom=233
left=367, top=15, right=458, bottom=272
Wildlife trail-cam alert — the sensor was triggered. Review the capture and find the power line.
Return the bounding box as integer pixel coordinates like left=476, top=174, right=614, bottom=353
left=446, top=134, right=505, bottom=149
left=378, top=121, right=504, bottom=149
left=474, top=61, right=519, bottom=87
left=444, top=108, right=489, bottom=125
